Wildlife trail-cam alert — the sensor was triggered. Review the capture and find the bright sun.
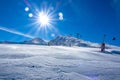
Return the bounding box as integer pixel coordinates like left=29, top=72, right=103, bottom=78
left=38, top=12, right=50, bottom=27
left=31, top=9, right=55, bottom=31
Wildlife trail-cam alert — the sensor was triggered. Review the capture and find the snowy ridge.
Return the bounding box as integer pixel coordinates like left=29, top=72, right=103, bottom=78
left=49, top=36, right=100, bottom=47
left=23, top=38, right=47, bottom=45
left=0, top=36, right=119, bottom=48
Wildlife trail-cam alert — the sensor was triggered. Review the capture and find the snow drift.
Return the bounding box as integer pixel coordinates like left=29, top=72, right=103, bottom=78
left=0, top=44, right=120, bottom=80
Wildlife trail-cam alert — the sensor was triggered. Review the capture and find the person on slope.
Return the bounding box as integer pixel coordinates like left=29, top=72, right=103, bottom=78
left=101, top=43, right=105, bottom=52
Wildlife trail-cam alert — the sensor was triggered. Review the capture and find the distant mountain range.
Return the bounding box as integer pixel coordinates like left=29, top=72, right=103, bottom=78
left=0, top=36, right=102, bottom=48
left=0, top=38, right=47, bottom=45
left=22, top=38, right=47, bottom=45
left=1, top=36, right=115, bottom=48
left=49, top=36, right=100, bottom=48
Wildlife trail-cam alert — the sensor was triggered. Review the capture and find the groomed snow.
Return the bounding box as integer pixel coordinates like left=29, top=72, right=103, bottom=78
left=0, top=44, right=120, bottom=80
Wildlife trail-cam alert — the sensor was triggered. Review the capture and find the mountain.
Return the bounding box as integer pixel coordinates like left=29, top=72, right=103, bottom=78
left=0, top=36, right=116, bottom=48
left=23, top=38, right=47, bottom=45
left=0, top=41, right=18, bottom=44
left=49, top=36, right=100, bottom=47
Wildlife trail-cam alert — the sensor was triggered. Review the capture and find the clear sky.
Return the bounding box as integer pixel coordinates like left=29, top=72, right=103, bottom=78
left=0, top=0, right=120, bottom=46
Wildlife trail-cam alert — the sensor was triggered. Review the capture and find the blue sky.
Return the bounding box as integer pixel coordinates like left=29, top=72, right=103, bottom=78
left=0, top=0, right=120, bottom=46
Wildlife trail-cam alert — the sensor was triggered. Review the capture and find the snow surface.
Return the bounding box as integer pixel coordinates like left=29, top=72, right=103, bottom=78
left=0, top=44, right=120, bottom=80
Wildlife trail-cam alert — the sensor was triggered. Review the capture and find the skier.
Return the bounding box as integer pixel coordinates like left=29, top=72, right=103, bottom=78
left=48, top=42, right=50, bottom=46
left=101, top=43, right=105, bottom=52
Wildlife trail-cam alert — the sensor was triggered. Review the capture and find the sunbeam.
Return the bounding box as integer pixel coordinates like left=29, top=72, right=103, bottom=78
left=27, top=5, right=59, bottom=39
left=0, top=26, right=34, bottom=38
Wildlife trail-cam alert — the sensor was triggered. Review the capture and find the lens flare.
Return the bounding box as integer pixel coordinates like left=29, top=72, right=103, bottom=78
left=0, top=26, right=33, bottom=38
left=32, top=8, right=56, bottom=29
left=38, top=12, right=50, bottom=27
left=25, top=7, right=29, bottom=12
left=29, top=13, right=33, bottom=17
left=58, top=12, right=64, bottom=20
left=28, top=5, right=60, bottom=39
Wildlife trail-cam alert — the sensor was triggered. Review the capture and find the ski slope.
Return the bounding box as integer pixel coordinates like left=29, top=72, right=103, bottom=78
left=0, top=44, right=120, bottom=80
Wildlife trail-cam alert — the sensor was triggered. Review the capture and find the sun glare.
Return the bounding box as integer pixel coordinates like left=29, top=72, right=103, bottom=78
left=27, top=6, right=59, bottom=38
left=38, top=12, right=50, bottom=26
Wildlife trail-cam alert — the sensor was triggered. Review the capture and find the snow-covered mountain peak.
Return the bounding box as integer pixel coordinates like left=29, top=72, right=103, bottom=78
left=31, top=38, right=44, bottom=44
left=49, top=36, right=100, bottom=47
left=24, top=37, right=47, bottom=45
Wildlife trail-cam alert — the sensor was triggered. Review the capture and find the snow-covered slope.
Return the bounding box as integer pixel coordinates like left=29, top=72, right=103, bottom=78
left=49, top=36, right=100, bottom=47
left=23, top=38, right=47, bottom=45
left=0, top=44, right=120, bottom=80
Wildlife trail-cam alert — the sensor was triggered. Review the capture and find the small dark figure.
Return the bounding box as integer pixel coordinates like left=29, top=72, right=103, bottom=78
left=32, top=65, right=35, bottom=68
left=112, top=37, right=116, bottom=40
left=101, top=43, right=105, bottom=52
left=69, top=43, right=71, bottom=47
left=48, top=42, right=50, bottom=46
